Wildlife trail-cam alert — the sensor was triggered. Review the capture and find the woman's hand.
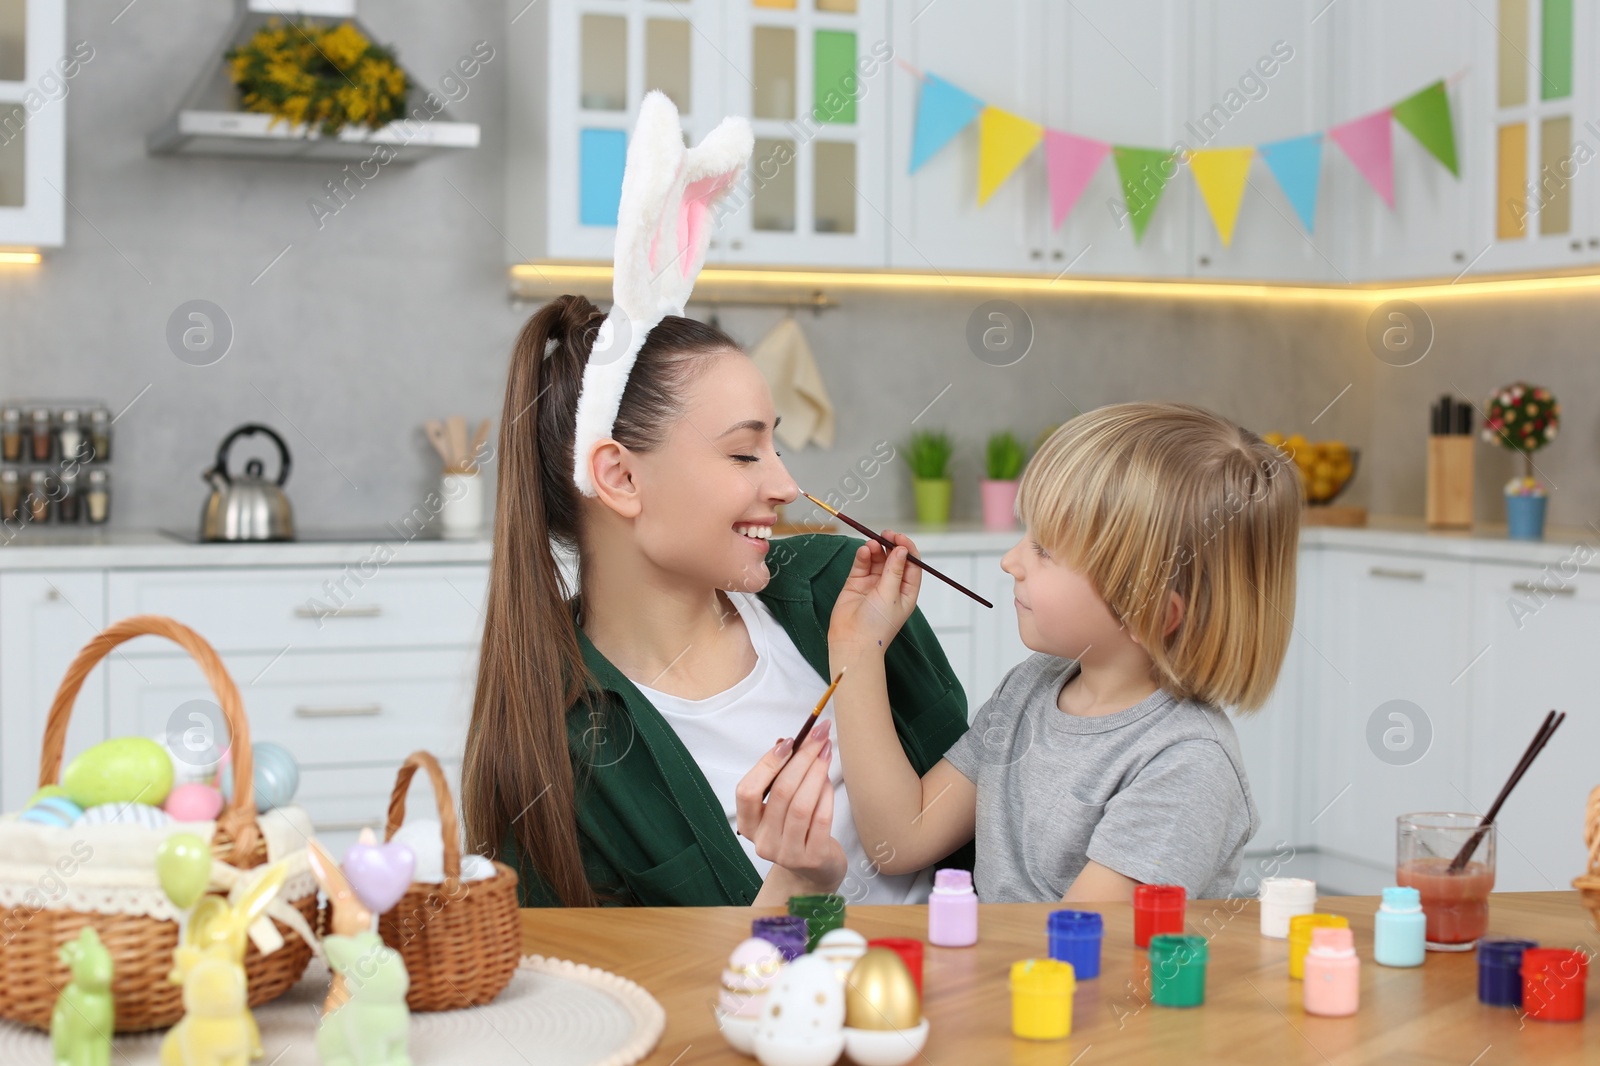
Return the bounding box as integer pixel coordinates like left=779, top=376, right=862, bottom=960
left=736, top=719, right=846, bottom=899
left=828, top=531, right=922, bottom=660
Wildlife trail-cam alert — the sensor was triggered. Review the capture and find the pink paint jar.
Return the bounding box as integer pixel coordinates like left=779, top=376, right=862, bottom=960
left=927, top=869, right=978, bottom=947
left=1302, top=927, right=1360, bottom=1017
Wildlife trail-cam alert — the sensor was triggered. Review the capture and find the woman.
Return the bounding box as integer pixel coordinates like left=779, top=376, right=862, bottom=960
left=462, top=296, right=972, bottom=907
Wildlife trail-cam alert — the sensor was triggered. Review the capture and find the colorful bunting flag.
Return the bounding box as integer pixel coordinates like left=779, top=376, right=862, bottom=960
left=1258, top=133, right=1325, bottom=233
left=1113, top=147, right=1177, bottom=242
left=909, top=74, right=985, bottom=173
left=1044, top=130, right=1111, bottom=230
left=1189, top=147, right=1254, bottom=246
left=978, top=107, right=1043, bottom=205
left=1393, top=80, right=1459, bottom=177
left=1330, top=108, right=1396, bottom=209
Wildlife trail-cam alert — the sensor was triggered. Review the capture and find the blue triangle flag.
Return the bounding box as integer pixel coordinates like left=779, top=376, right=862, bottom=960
left=1258, top=133, right=1324, bottom=233
left=910, top=74, right=985, bottom=173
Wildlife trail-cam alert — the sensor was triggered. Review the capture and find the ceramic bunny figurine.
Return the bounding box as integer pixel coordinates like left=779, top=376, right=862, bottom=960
left=315, top=931, right=411, bottom=1066
left=51, top=926, right=113, bottom=1066
left=158, top=955, right=254, bottom=1066
left=307, top=838, right=374, bottom=1015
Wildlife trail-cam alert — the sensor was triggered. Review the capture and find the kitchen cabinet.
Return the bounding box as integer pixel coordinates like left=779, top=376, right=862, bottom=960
left=507, top=0, right=890, bottom=268
left=0, top=0, right=65, bottom=249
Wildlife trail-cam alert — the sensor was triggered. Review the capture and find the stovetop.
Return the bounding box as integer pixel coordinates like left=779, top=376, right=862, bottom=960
left=157, top=526, right=446, bottom=544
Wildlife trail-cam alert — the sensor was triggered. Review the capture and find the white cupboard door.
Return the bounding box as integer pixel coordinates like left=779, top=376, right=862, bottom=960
left=716, top=0, right=890, bottom=267
left=0, top=0, right=65, bottom=248
left=886, top=0, right=1047, bottom=271
left=1468, top=560, right=1600, bottom=892
left=1183, top=0, right=1339, bottom=282
left=1329, top=1, right=1487, bottom=280
left=1040, top=0, right=1194, bottom=279
left=0, top=571, right=107, bottom=811
left=1311, top=552, right=1473, bottom=874
left=969, top=550, right=1029, bottom=721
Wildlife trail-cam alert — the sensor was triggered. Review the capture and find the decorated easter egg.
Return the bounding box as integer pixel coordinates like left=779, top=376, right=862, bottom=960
left=164, top=782, right=225, bottom=822
left=77, top=802, right=173, bottom=830
left=156, top=832, right=213, bottom=909
left=752, top=953, right=845, bottom=1066
left=816, top=928, right=869, bottom=982
left=218, top=741, right=299, bottom=812
left=19, top=795, right=84, bottom=827
left=28, top=785, right=71, bottom=806
left=845, top=949, right=920, bottom=1031
left=720, top=937, right=785, bottom=1019
left=62, top=737, right=174, bottom=809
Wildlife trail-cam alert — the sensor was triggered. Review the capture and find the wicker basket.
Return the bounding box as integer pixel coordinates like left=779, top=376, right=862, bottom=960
left=375, top=750, right=520, bottom=1011
left=1574, top=783, right=1600, bottom=932
left=0, top=615, right=317, bottom=1032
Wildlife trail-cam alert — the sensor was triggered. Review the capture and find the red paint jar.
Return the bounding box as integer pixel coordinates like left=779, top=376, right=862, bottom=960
left=1520, top=948, right=1588, bottom=1021
left=1132, top=884, right=1186, bottom=948
left=867, top=937, right=925, bottom=998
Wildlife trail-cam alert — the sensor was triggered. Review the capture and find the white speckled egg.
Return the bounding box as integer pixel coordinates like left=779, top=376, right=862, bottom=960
left=752, top=953, right=845, bottom=1066
left=815, top=928, right=868, bottom=983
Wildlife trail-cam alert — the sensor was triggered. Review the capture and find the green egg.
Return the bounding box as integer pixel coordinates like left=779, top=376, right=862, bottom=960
left=62, top=737, right=175, bottom=809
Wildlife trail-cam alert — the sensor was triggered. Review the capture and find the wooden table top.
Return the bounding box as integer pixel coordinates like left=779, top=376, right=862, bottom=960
left=522, top=892, right=1597, bottom=1065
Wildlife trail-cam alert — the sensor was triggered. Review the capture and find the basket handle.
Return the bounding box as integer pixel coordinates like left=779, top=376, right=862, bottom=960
left=384, top=750, right=461, bottom=885
left=37, top=613, right=259, bottom=858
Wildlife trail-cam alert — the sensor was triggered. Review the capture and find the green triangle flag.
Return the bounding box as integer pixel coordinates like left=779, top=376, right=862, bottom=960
left=1393, top=80, right=1459, bottom=177
left=1113, top=147, right=1176, bottom=242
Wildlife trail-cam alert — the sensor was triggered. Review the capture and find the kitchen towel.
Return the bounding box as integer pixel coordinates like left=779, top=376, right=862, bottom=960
left=750, top=315, right=835, bottom=451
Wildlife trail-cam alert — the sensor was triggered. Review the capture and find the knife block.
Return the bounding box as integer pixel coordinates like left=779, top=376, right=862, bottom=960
left=1426, top=435, right=1475, bottom=529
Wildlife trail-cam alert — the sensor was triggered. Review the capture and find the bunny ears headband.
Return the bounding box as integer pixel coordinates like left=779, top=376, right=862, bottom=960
left=571, top=91, right=754, bottom=496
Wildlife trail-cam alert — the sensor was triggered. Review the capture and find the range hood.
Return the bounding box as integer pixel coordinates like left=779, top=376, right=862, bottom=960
left=147, top=0, right=479, bottom=163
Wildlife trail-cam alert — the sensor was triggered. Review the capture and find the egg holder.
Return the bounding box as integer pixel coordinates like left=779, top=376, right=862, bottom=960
left=715, top=929, right=930, bottom=1066
left=349, top=750, right=522, bottom=1012
left=0, top=614, right=319, bottom=1033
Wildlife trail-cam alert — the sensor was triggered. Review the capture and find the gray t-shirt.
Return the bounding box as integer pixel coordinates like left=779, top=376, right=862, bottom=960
left=943, top=653, right=1259, bottom=902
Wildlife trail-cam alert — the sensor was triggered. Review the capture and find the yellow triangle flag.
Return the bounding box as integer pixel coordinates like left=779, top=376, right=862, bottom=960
left=978, top=107, right=1043, bottom=205
left=1188, top=147, right=1255, bottom=246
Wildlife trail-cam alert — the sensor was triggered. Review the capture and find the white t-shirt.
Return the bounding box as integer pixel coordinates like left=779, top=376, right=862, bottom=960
left=635, top=591, right=932, bottom=905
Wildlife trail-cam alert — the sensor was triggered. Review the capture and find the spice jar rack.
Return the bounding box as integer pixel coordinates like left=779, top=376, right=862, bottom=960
left=0, top=401, right=114, bottom=529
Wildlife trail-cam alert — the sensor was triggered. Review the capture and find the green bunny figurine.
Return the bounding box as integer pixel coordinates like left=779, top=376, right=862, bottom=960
left=316, top=931, right=411, bottom=1066
left=51, top=926, right=113, bottom=1066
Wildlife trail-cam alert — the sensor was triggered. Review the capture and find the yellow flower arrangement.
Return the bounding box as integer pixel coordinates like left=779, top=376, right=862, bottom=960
left=227, top=18, right=410, bottom=136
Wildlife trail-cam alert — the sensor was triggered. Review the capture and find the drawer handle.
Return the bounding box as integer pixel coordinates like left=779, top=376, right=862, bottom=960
left=295, top=604, right=383, bottom=619
left=294, top=703, right=382, bottom=718
left=1369, top=566, right=1425, bottom=581
left=1512, top=581, right=1576, bottom=596
left=311, top=818, right=380, bottom=832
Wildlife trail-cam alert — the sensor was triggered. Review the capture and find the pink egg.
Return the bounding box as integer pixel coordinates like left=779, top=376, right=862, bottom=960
left=163, top=782, right=224, bottom=822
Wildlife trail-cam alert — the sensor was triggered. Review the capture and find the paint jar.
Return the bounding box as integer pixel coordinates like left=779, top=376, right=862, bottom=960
left=1302, top=927, right=1360, bottom=1016
left=1288, top=914, right=1349, bottom=979
left=1520, top=947, right=1588, bottom=1022
left=928, top=868, right=978, bottom=947
left=1009, top=959, right=1073, bottom=1040
left=1259, top=877, right=1316, bottom=939
left=1477, top=938, right=1538, bottom=1007
left=750, top=915, right=808, bottom=961
left=787, top=893, right=845, bottom=952
left=1046, top=909, right=1103, bottom=980
left=866, top=938, right=924, bottom=998
left=1132, top=884, right=1186, bottom=948
left=1148, top=934, right=1208, bottom=1008
left=1373, top=886, right=1426, bottom=968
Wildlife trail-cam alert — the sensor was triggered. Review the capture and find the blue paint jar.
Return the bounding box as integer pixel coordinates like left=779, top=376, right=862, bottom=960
left=1478, top=938, right=1539, bottom=1007
left=1046, top=909, right=1104, bottom=980
left=1373, top=886, right=1426, bottom=968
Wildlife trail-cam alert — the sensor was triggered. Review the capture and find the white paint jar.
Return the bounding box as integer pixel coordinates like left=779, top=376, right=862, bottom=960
left=1259, top=877, right=1317, bottom=939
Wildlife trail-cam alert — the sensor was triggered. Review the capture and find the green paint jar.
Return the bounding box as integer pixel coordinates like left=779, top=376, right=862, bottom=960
left=1149, top=934, right=1208, bottom=1008
left=787, top=893, right=846, bottom=952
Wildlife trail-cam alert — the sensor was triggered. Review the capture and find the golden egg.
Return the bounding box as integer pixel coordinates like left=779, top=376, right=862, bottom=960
left=844, top=948, right=920, bottom=1031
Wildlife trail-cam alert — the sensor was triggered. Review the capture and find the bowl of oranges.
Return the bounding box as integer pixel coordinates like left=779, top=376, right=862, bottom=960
left=1261, top=433, right=1358, bottom=505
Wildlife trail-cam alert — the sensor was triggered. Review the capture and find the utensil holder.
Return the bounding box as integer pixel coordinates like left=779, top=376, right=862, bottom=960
left=1426, top=436, right=1474, bottom=529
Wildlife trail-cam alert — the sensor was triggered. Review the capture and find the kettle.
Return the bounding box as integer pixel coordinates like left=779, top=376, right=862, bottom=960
left=200, top=423, right=296, bottom=541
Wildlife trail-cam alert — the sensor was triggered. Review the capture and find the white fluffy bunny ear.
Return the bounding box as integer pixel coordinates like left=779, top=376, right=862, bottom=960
left=572, top=91, right=753, bottom=497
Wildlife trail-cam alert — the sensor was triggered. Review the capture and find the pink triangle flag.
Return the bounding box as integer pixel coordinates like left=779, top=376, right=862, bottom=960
left=1044, top=130, right=1111, bottom=230
left=1329, top=108, right=1395, bottom=209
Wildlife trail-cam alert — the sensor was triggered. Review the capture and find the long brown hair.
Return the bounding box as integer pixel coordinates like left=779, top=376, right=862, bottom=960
left=463, top=295, right=741, bottom=906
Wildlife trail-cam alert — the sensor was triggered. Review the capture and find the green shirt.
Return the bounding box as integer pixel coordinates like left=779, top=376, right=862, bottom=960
left=513, top=532, right=972, bottom=907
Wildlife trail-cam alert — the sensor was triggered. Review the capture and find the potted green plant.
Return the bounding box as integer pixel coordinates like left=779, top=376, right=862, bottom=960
left=906, top=430, right=954, bottom=527
left=1482, top=382, right=1559, bottom=541
left=981, top=432, right=1026, bottom=531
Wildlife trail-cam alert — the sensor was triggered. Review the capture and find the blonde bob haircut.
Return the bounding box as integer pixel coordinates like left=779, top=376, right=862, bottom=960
left=1016, top=402, right=1300, bottom=712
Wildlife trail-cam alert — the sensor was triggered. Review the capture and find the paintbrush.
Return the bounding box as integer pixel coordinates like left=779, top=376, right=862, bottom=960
left=762, top=667, right=846, bottom=800
left=799, top=491, right=994, bottom=609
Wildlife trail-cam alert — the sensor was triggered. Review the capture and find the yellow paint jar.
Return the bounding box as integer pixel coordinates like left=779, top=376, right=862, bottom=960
left=1010, top=958, right=1075, bottom=1040
left=1288, top=913, right=1349, bottom=979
